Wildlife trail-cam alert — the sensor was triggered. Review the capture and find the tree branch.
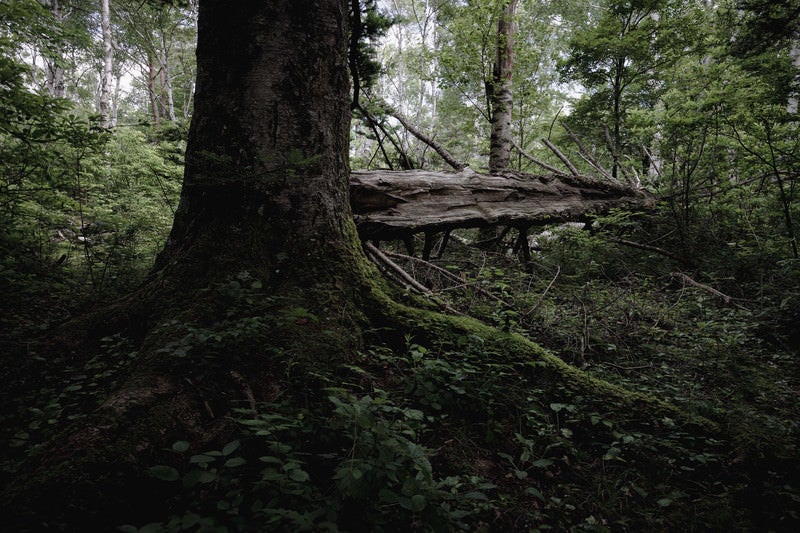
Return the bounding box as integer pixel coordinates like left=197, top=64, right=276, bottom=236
left=510, top=139, right=564, bottom=174
left=542, top=138, right=580, bottom=176
left=386, top=109, right=467, bottom=171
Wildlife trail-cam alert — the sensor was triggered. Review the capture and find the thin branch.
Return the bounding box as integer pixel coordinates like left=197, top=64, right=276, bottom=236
left=561, top=123, right=615, bottom=181
left=386, top=109, right=467, bottom=171
left=603, top=125, right=633, bottom=184
left=510, top=139, right=564, bottom=174
left=383, top=249, right=516, bottom=311
left=365, top=242, right=432, bottom=294
left=541, top=138, right=580, bottom=176
left=605, top=236, right=685, bottom=264
left=355, top=104, right=395, bottom=169
left=522, top=265, right=560, bottom=318
left=642, top=145, right=662, bottom=179
left=670, top=272, right=747, bottom=309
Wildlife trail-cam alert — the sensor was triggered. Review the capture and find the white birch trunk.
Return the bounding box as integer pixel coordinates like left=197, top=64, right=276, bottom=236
left=99, top=0, right=114, bottom=127
left=43, top=0, right=66, bottom=98
left=160, top=33, right=177, bottom=121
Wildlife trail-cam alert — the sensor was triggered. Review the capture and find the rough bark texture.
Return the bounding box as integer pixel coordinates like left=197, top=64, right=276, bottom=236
left=155, top=0, right=356, bottom=287
left=350, top=168, right=655, bottom=241
left=488, top=0, right=517, bottom=172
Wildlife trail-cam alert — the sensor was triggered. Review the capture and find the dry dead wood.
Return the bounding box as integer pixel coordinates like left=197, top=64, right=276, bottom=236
left=350, top=168, right=655, bottom=242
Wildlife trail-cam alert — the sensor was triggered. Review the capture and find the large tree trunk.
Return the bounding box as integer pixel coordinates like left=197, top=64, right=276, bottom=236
left=5, top=0, right=362, bottom=527
left=155, top=0, right=355, bottom=284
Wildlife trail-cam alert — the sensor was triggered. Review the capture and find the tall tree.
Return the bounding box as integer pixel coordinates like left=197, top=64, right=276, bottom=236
left=559, top=0, right=704, bottom=179
left=40, top=0, right=65, bottom=97
left=98, top=0, right=113, bottom=127
left=488, top=0, right=517, bottom=172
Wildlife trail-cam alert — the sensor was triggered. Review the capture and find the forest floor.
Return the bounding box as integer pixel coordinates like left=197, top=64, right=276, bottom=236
left=1, top=225, right=799, bottom=531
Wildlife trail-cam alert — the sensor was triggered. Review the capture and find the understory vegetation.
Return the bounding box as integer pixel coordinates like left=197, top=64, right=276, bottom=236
left=2, top=197, right=799, bottom=530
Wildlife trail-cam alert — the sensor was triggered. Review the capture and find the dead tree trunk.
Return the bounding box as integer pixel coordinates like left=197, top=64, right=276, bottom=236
left=350, top=168, right=655, bottom=243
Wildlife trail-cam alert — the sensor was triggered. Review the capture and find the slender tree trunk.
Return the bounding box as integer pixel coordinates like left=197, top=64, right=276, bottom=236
left=488, top=0, right=517, bottom=173
left=99, top=0, right=114, bottom=127
left=611, top=58, right=625, bottom=180
left=148, top=54, right=161, bottom=125
left=112, top=71, right=120, bottom=126
left=159, top=33, right=177, bottom=121
left=43, top=0, right=65, bottom=98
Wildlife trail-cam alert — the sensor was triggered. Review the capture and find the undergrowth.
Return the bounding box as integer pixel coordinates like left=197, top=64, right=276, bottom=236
left=2, top=213, right=799, bottom=531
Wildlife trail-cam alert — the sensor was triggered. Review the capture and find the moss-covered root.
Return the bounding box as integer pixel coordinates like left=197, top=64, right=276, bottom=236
left=374, top=290, right=720, bottom=433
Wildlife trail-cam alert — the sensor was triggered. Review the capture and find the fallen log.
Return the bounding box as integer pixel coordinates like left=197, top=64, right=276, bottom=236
left=350, top=168, right=656, bottom=241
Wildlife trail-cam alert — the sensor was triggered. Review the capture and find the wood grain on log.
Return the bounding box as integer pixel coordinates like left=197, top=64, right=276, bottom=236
left=350, top=168, right=655, bottom=240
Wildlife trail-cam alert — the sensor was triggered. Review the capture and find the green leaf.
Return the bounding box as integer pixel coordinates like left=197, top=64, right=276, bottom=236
left=410, top=494, right=427, bottom=512
left=657, top=498, right=673, bottom=507
left=222, top=439, right=241, bottom=456
left=526, top=487, right=545, bottom=501
left=289, top=469, right=310, bottom=482
left=147, top=465, right=180, bottom=482
left=171, top=440, right=190, bottom=453
left=224, top=457, right=247, bottom=468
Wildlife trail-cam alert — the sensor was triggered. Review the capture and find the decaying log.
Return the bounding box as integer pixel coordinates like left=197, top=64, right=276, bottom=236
left=350, top=168, right=656, bottom=242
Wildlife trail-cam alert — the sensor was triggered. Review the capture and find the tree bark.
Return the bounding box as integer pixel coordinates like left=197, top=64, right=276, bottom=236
left=155, top=0, right=354, bottom=284
left=148, top=53, right=161, bottom=124
left=42, top=0, right=65, bottom=98
left=488, top=0, right=518, bottom=173
left=99, top=0, right=114, bottom=127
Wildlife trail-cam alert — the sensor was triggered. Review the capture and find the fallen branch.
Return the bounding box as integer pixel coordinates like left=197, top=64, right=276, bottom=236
left=365, top=241, right=431, bottom=294
left=670, top=272, right=746, bottom=308
left=364, top=242, right=463, bottom=315
left=562, top=123, right=615, bottom=182
left=605, top=236, right=685, bottom=264
left=386, top=109, right=467, bottom=171
left=383, top=249, right=516, bottom=311
left=510, top=139, right=564, bottom=174
left=542, top=138, right=580, bottom=176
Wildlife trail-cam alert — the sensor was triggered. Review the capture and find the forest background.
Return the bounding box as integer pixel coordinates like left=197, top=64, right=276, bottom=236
left=1, top=0, right=799, bottom=530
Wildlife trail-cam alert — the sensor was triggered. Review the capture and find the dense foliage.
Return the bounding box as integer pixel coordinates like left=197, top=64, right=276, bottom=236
left=1, top=0, right=798, bottom=530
